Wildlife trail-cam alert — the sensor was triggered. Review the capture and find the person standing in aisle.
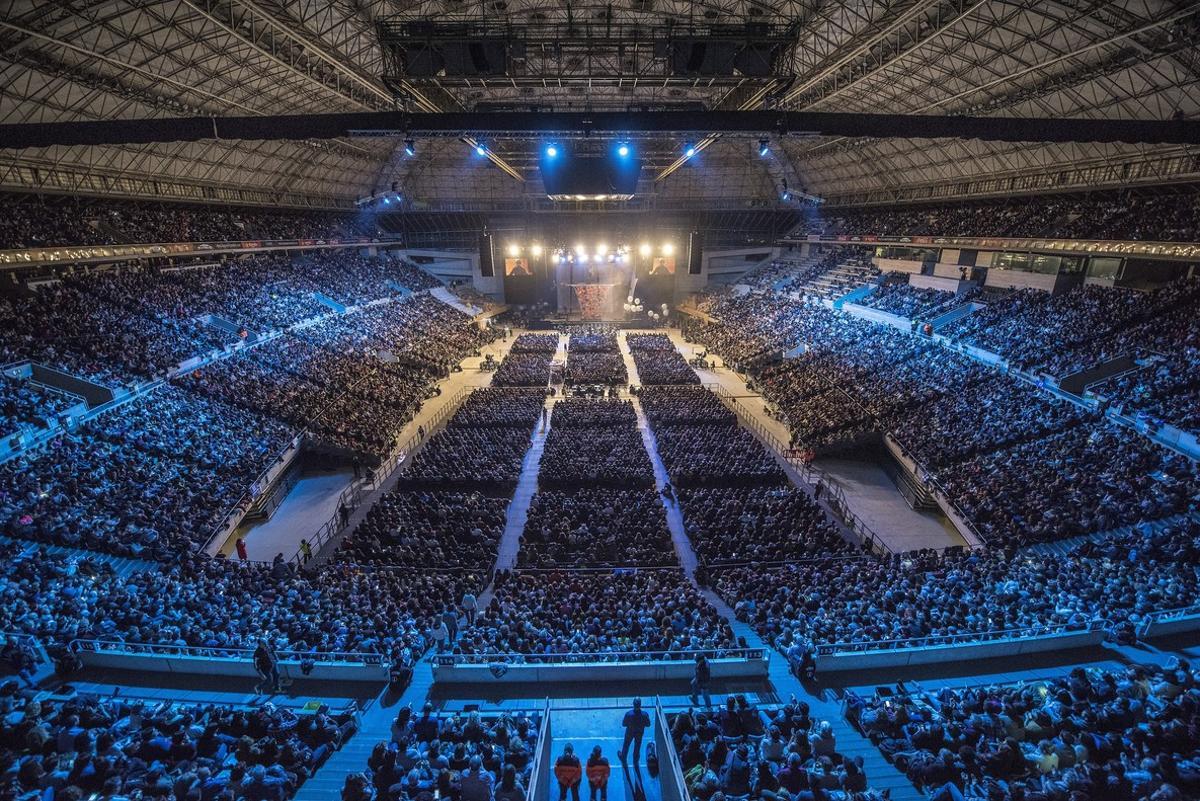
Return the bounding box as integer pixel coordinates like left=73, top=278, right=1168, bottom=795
left=619, top=698, right=651, bottom=764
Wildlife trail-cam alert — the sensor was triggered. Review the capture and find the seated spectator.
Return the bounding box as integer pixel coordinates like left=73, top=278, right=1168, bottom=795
left=519, top=489, right=675, bottom=567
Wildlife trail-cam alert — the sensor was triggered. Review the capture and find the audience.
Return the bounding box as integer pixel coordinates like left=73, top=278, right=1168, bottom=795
left=0, top=684, right=357, bottom=801
left=628, top=335, right=700, bottom=385
left=0, top=377, right=83, bottom=439
left=454, top=569, right=736, bottom=659
left=519, top=489, right=676, bottom=567
left=679, top=486, right=855, bottom=564
left=714, top=518, right=1200, bottom=652
left=347, top=708, right=541, bottom=801
left=337, top=490, right=508, bottom=569
left=672, top=696, right=889, bottom=801
left=848, top=660, right=1200, bottom=800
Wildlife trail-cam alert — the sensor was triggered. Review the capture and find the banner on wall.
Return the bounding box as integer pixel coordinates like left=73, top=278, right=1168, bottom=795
left=504, top=257, right=533, bottom=276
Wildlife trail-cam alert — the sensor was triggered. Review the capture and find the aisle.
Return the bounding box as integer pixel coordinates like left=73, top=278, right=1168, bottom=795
left=549, top=708, right=661, bottom=801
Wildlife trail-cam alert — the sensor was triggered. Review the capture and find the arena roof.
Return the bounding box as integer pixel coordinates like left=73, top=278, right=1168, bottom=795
left=0, top=0, right=1197, bottom=210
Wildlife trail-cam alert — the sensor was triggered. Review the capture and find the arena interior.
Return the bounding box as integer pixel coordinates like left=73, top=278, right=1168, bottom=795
left=1, top=2, right=1200, bottom=800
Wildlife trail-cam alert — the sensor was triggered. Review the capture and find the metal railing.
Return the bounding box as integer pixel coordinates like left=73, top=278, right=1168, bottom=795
left=288, top=385, right=474, bottom=565
left=1137, top=604, right=1200, bottom=635
left=884, top=433, right=987, bottom=547
left=69, top=638, right=389, bottom=666
left=1, top=631, right=50, bottom=666
left=815, top=619, right=1106, bottom=656
left=431, top=647, right=767, bottom=666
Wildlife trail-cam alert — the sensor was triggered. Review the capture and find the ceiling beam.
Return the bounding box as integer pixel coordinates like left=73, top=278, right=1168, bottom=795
left=3, top=110, right=1198, bottom=150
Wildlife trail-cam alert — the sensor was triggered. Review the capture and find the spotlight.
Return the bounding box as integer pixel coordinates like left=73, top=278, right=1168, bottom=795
left=758, top=138, right=769, bottom=157
left=683, top=143, right=695, bottom=158
left=575, top=244, right=587, bottom=256
left=475, top=142, right=487, bottom=156
left=404, top=138, right=416, bottom=157
left=596, top=243, right=608, bottom=256
left=531, top=243, right=543, bottom=257
left=639, top=243, right=652, bottom=257
left=617, top=143, right=630, bottom=158
left=545, top=144, right=558, bottom=158
left=507, top=244, right=520, bottom=257
left=382, top=197, right=391, bottom=204
left=781, top=189, right=791, bottom=201
left=663, top=243, right=675, bottom=256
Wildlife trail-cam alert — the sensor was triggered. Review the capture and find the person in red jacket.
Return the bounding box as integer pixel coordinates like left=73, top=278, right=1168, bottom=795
left=554, top=743, right=582, bottom=801
left=586, top=745, right=611, bottom=801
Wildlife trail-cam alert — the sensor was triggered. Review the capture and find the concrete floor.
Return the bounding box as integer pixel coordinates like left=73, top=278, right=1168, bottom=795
left=222, top=468, right=355, bottom=561
left=550, top=708, right=661, bottom=801
left=817, top=457, right=966, bottom=552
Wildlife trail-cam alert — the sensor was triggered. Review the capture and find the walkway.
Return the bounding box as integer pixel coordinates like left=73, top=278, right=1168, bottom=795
left=632, top=397, right=697, bottom=575
left=492, top=396, right=553, bottom=573
left=223, top=469, right=353, bottom=561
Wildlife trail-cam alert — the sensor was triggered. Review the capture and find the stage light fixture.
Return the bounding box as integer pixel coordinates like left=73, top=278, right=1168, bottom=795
left=531, top=243, right=543, bottom=257
left=596, top=243, right=608, bottom=256
left=382, top=197, right=391, bottom=204
left=575, top=244, right=587, bottom=256
left=579, top=254, right=589, bottom=264
left=683, top=143, right=696, bottom=158
left=507, top=244, right=520, bottom=257
left=617, top=143, right=630, bottom=157
left=404, top=138, right=416, bottom=157
left=663, top=243, right=675, bottom=255
left=475, top=142, right=487, bottom=156
left=758, top=138, right=769, bottom=157
left=545, top=144, right=558, bottom=158
left=639, top=243, right=652, bottom=257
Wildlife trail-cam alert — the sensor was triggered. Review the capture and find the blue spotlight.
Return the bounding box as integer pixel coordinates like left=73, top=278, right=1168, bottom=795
left=617, top=143, right=630, bottom=157
left=475, top=142, right=487, bottom=156
left=546, top=144, right=558, bottom=158
left=684, top=143, right=696, bottom=158
left=758, top=138, right=769, bottom=157
left=404, top=138, right=415, bottom=157
left=383, top=196, right=391, bottom=204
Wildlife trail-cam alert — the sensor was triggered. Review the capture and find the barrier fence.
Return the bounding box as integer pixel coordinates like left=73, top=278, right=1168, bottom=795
left=69, top=638, right=388, bottom=666
left=815, top=619, right=1106, bottom=657
left=431, top=647, right=767, bottom=666
left=526, top=701, right=553, bottom=801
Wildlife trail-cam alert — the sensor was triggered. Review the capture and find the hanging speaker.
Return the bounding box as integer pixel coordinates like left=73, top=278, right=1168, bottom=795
left=479, top=232, right=495, bottom=277
left=688, top=231, right=704, bottom=275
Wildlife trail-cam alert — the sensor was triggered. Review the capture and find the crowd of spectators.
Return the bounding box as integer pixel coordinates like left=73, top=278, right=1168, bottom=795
left=492, top=353, right=554, bottom=387
left=628, top=334, right=700, bottom=385
left=673, top=696, right=887, bottom=801
left=336, top=490, right=508, bottom=569
left=679, top=486, right=854, bottom=564
left=183, top=294, right=489, bottom=460
left=395, top=425, right=533, bottom=494
left=540, top=400, right=653, bottom=489
left=0, top=376, right=83, bottom=440
left=638, top=387, right=737, bottom=427
left=0, top=542, right=485, bottom=662
left=508, top=334, right=559, bottom=354
left=800, top=191, right=1200, bottom=242
left=453, top=569, right=737, bottom=659
left=0, top=386, right=294, bottom=557
left=865, top=279, right=972, bottom=320
left=689, top=283, right=1200, bottom=547
left=0, top=686, right=358, bottom=801
left=342, top=708, right=541, bottom=801
left=654, top=425, right=785, bottom=489
left=0, top=194, right=381, bottom=250
left=713, top=517, right=1200, bottom=653
left=518, top=489, right=676, bottom=567
left=560, top=330, right=624, bottom=386
left=0, top=252, right=447, bottom=388
left=848, top=660, right=1200, bottom=801
left=447, top=388, right=547, bottom=430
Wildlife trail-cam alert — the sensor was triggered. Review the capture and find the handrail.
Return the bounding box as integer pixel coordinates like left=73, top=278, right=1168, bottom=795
left=1, top=631, right=50, bottom=666
left=884, top=433, right=988, bottom=546
left=525, top=700, right=553, bottom=801
left=815, top=619, right=1105, bottom=655
left=69, top=638, right=389, bottom=665
left=431, top=647, right=767, bottom=665
left=1140, top=604, right=1200, bottom=624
